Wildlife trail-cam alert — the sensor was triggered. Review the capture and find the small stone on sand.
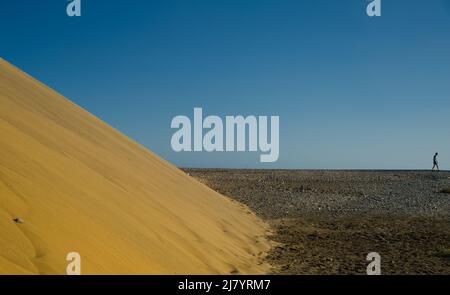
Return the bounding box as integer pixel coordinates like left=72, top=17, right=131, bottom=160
left=13, top=218, right=24, bottom=224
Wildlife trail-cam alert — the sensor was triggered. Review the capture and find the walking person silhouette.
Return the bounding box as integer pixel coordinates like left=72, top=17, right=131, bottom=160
left=432, top=152, right=440, bottom=172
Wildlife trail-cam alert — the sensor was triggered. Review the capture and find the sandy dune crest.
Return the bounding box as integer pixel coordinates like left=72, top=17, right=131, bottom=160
left=0, top=58, right=271, bottom=274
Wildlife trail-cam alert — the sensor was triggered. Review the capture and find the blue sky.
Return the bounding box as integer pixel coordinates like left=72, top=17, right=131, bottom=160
left=1, top=0, right=450, bottom=169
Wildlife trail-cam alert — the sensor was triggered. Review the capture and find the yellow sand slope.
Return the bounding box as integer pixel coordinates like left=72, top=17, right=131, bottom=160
left=0, top=58, right=270, bottom=274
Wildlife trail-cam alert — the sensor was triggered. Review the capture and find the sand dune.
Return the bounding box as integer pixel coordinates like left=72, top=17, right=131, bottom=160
left=0, top=58, right=271, bottom=274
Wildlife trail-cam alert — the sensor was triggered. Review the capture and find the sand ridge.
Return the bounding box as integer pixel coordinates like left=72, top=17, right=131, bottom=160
left=0, top=58, right=272, bottom=274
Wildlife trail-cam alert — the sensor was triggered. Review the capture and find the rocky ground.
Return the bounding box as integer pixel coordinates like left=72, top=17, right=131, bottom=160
left=184, top=169, right=450, bottom=274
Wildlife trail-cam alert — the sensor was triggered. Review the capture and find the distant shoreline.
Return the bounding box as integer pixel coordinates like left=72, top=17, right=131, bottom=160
left=183, top=168, right=450, bottom=173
